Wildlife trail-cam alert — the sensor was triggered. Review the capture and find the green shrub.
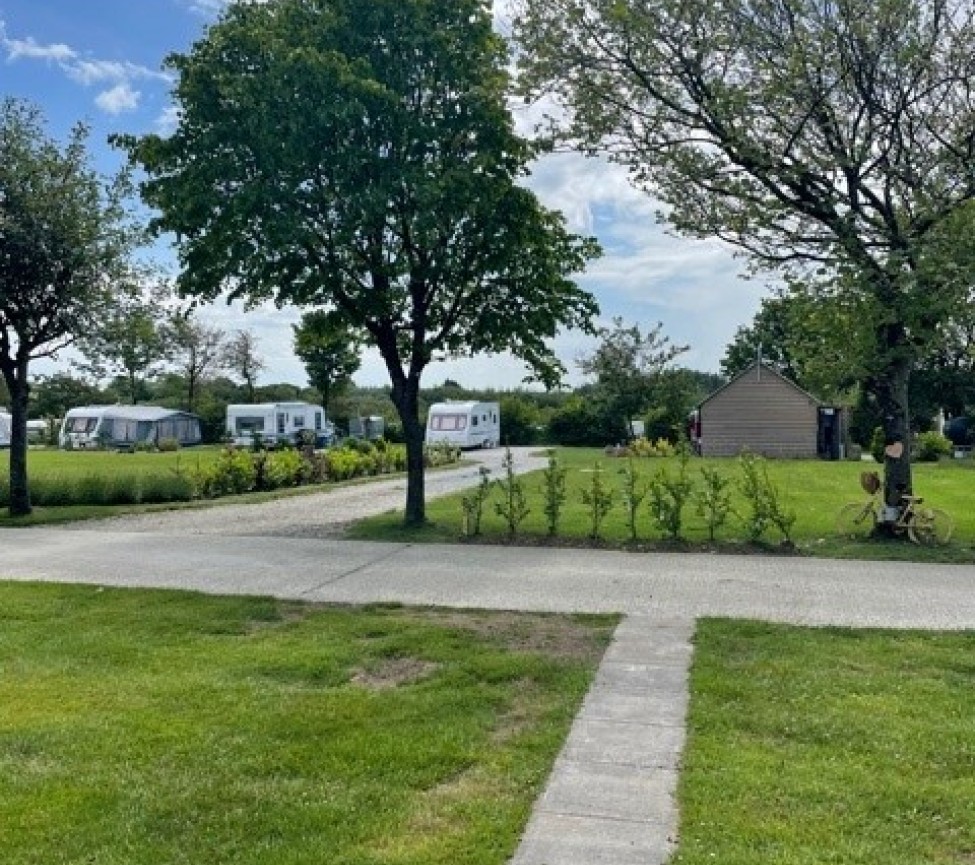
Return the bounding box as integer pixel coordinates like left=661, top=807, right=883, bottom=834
left=266, top=449, right=304, bottom=488
left=870, top=426, right=886, bottom=464
left=580, top=463, right=614, bottom=540
left=541, top=450, right=568, bottom=537
left=140, top=472, right=195, bottom=503
left=915, top=431, right=952, bottom=462
left=157, top=437, right=180, bottom=452
left=695, top=466, right=733, bottom=542
left=619, top=459, right=650, bottom=542
left=494, top=448, right=530, bottom=537
left=737, top=452, right=796, bottom=544
left=461, top=466, right=493, bottom=536
left=192, top=447, right=257, bottom=498
left=647, top=449, right=694, bottom=541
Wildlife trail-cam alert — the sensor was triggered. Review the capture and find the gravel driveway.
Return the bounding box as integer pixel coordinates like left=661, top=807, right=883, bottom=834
left=62, top=446, right=549, bottom=538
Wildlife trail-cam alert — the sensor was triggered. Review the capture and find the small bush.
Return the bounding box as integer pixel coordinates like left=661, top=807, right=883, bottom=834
left=737, top=452, right=796, bottom=544
left=870, top=427, right=886, bottom=464
left=461, top=466, right=493, bottom=536
left=695, top=466, right=733, bottom=542
left=494, top=448, right=530, bottom=537
left=140, top=472, right=195, bottom=503
left=192, top=448, right=257, bottom=498
left=580, top=463, right=614, bottom=540
left=647, top=448, right=694, bottom=541
left=157, top=437, right=180, bottom=452
left=541, top=450, right=568, bottom=537
left=619, top=459, right=649, bottom=542
left=915, top=431, right=952, bottom=462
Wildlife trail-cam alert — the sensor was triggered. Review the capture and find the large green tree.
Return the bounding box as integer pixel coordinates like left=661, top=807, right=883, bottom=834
left=119, top=0, right=599, bottom=524
left=577, top=317, right=687, bottom=441
left=74, top=284, right=174, bottom=405
left=516, top=0, right=975, bottom=511
left=0, top=99, right=139, bottom=515
left=292, top=310, right=361, bottom=416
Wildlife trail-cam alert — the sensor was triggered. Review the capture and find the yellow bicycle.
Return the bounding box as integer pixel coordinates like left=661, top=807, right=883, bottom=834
left=835, top=472, right=953, bottom=546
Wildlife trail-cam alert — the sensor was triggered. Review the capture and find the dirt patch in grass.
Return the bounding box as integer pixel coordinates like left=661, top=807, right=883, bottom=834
left=351, top=656, right=441, bottom=690
left=400, top=609, right=616, bottom=662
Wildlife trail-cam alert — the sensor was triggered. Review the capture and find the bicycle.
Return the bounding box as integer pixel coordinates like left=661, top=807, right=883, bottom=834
left=835, top=471, right=953, bottom=546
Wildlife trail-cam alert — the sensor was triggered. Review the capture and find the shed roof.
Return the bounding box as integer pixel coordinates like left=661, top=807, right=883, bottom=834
left=698, top=361, right=822, bottom=409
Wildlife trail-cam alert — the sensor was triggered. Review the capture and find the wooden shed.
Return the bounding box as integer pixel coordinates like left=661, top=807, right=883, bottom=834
left=696, top=362, right=843, bottom=459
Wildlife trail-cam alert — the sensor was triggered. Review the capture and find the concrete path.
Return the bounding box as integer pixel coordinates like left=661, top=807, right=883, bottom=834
left=2, top=527, right=974, bottom=864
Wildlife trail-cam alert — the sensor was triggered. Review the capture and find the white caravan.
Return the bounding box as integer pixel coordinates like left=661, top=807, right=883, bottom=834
left=226, top=402, right=334, bottom=447
left=60, top=406, right=203, bottom=449
left=0, top=410, right=11, bottom=448
left=425, top=401, right=500, bottom=449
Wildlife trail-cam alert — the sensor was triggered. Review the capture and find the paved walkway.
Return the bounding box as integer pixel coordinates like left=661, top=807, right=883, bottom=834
left=3, top=521, right=975, bottom=862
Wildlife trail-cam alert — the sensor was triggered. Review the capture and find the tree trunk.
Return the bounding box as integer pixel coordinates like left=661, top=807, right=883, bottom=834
left=388, top=373, right=426, bottom=526
left=870, top=357, right=913, bottom=513
left=4, top=360, right=32, bottom=516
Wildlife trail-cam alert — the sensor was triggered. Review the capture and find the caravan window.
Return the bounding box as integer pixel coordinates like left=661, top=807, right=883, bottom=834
left=277, top=414, right=287, bottom=434
left=67, top=417, right=98, bottom=433
left=472, top=415, right=479, bottom=427
left=235, top=416, right=265, bottom=434
left=293, top=415, right=306, bottom=429
left=431, top=414, right=467, bottom=431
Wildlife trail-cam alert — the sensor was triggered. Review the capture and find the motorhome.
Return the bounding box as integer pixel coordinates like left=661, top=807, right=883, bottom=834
left=59, top=406, right=203, bottom=449
left=425, top=401, right=500, bottom=449
left=225, top=402, right=335, bottom=447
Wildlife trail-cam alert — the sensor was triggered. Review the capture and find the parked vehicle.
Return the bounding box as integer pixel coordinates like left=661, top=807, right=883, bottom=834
left=59, top=405, right=203, bottom=449
left=425, top=401, right=500, bottom=449
left=0, top=410, right=10, bottom=448
left=226, top=402, right=335, bottom=447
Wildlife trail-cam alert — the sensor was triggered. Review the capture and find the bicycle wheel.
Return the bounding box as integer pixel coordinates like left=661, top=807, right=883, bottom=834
left=836, top=502, right=877, bottom=539
left=908, top=507, right=954, bottom=546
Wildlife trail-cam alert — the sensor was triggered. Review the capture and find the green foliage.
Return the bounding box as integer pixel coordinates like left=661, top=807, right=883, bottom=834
left=870, top=426, right=887, bottom=464
left=737, top=452, right=797, bottom=544
left=580, top=463, right=614, bottom=540
left=619, top=458, right=650, bottom=541
left=500, top=395, right=543, bottom=445
left=577, top=317, right=689, bottom=442
left=547, top=396, right=619, bottom=446
left=461, top=466, right=493, bottom=537
left=915, top=431, right=952, bottom=463
left=628, top=436, right=677, bottom=458
left=541, top=450, right=568, bottom=536
left=192, top=447, right=258, bottom=498
left=494, top=448, right=531, bottom=537
left=647, top=448, right=694, bottom=540
left=292, top=310, right=361, bottom=414
left=695, top=467, right=733, bottom=542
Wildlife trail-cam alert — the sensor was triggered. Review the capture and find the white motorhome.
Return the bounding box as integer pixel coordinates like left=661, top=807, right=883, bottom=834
left=226, top=402, right=335, bottom=447
left=425, top=401, right=500, bottom=449
left=60, top=406, right=203, bottom=449
left=0, top=410, right=11, bottom=448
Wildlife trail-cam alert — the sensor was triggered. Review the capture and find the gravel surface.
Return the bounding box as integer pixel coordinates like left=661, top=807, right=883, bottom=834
left=61, top=446, right=549, bottom=538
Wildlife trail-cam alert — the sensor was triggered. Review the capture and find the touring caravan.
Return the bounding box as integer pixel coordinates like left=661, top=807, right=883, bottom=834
left=59, top=406, right=203, bottom=449
left=0, top=410, right=11, bottom=448
left=425, top=401, right=500, bottom=449
left=226, top=402, right=335, bottom=447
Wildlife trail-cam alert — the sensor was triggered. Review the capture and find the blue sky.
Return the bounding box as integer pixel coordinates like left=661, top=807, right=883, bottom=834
left=1, top=0, right=767, bottom=390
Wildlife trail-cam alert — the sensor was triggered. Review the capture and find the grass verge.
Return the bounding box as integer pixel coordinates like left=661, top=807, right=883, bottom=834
left=346, top=449, right=975, bottom=562
left=672, top=619, right=975, bottom=864
left=0, top=583, right=617, bottom=865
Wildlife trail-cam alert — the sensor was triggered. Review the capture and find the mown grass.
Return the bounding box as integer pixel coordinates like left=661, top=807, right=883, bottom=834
left=672, top=619, right=975, bottom=865
left=346, top=448, right=975, bottom=562
left=0, top=582, right=617, bottom=865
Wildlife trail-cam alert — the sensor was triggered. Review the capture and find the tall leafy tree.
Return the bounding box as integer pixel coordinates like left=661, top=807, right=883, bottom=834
left=169, top=310, right=226, bottom=412
left=516, top=0, right=975, bottom=509
left=0, top=98, right=139, bottom=515
left=292, top=310, right=361, bottom=416
left=222, top=329, right=265, bottom=404
left=578, top=317, right=687, bottom=441
left=118, top=0, right=599, bottom=524
left=74, top=283, right=174, bottom=404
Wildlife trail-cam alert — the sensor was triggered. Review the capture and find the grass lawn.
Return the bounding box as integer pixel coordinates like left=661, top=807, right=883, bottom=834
left=672, top=620, right=975, bottom=864
left=346, top=448, right=975, bottom=562
left=0, top=583, right=617, bottom=865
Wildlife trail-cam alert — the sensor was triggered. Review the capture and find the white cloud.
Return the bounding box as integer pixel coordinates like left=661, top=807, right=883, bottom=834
left=1, top=19, right=169, bottom=117
left=95, top=83, right=141, bottom=115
